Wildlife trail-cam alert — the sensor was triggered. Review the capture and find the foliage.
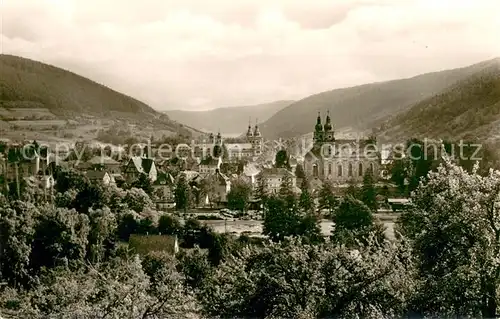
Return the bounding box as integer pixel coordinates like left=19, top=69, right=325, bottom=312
left=199, top=174, right=217, bottom=207
left=263, top=196, right=322, bottom=244
left=131, top=173, right=154, bottom=196
left=274, top=149, right=291, bottom=169
left=87, top=207, right=117, bottom=263
left=177, top=247, right=213, bottom=290
left=30, top=206, right=90, bottom=275
left=158, top=214, right=182, bottom=235
left=0, top=201, right=39, bottom=287
left=400, top=160, right=500, bottom=317
left=227, top=180, right=252, bottom=212
left=124, top=187, right=153, bottom=213
left=5, top=256, right=198, bottom=318
left=331, top=195, right=386, bottom=247
left=73, top=182, right=105, bottom=214
left=361, top=167, right=378, bottom=211
left=317, top=180, right=338, bottom=213
left=389, top=139, right=440, bottom=195
left=198, top=238, right=416, bottom=318
left=345, top=178, right=361, bottom=199
left=298, top=178, right=315, bottom=214
left=54, top=168, right=88, bottom=193
left=174, top=174, right=192, bottom=212
left=295, top=163, right=306, bottom=179
left=116, top=211, right=141, bottom=241
left=383, top=66, right=500, bottom=147
left=254, top=174, right=269, bottom=205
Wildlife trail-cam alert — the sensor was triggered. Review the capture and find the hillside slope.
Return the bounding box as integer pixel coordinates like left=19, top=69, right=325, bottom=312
left=166, top=100, right=294, bottom=134
left=378, top=59, right=500, bottom=144
left=0, top=54, right=201, bottom=139
left=260, top=58, right=500, bottom=139
left=0, top=54, right=162, bottom=119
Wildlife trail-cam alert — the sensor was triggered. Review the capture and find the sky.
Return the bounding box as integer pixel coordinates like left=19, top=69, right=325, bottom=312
left=1, top=0, right=499, bottom=111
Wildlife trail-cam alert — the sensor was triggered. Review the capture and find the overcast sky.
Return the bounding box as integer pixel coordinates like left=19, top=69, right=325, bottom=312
left=1, top=0, right=499, bottom=111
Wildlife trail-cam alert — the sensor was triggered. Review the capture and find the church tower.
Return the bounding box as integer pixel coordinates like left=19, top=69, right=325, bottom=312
left=251, top=119, right=263, bottom=156
left=313, top=112, right=324, bottom=144
left=216, top=130, right=222, bottom=145
left=246, top=118, right=253, bottom=138
left=323, top=110, right=334, bottom=142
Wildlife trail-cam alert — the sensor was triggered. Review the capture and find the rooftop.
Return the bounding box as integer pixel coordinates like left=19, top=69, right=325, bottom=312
left=259, top=167, right=294, bottom=177
left=87, top=156, right=120, bottom=165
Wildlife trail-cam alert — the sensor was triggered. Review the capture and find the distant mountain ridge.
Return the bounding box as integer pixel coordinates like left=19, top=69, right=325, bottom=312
left=378, top=58, right=500, bottom=144
left=260, top=58, right=500, bottom=139
left=0, top=54, right=200, bottom=137
left=165, top=100, right=294, bottom=134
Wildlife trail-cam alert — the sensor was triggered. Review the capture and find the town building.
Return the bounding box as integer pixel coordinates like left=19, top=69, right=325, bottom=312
left=303, top=112, right=379, bottom=183
left=242, top=163, right=261, bottom=186
left=84, top=156, right=121, bottom=174
left=86, top=170, right=115, bottom=186
left=224, top=121, right=264, bottom=162
left=198, top=156, right=222, bottom=175
left=153, top=171, right=176, bottom=210
left=123, top=156, right=157, bottom=182
left=257, top=167, right=298, bottom=195
left=211, top=170, right=231, bottom=205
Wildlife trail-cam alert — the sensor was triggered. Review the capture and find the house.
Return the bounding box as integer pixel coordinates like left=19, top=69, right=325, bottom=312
left=153, top=171, right=176, bottom=210
left=198, top=156, right=222, bottom=175
left=24, top=174, right=55, bottom=190
left=3, top=147, right=48, bottom=181
left=258, top=167, right=298, bottom=195
left=85, top=156, right=121, bottom=174
left=213, top=170, right=231, bottom=204
left=304, top=112, right=379, bottom=183
left=242, top=163, right=261, bottom=186
left=123, top=156, right=157, bottom=182
left=180, top=170, right=200, bottom=183
left=387, top=198, right=411, bottom=212
left=86, top=170, right=115, bottom=186
left=128, top=234, right=179, bottom=255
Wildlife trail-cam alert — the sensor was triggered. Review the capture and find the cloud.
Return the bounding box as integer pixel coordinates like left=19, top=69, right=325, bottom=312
left=1, top=0, right=499, bottom=110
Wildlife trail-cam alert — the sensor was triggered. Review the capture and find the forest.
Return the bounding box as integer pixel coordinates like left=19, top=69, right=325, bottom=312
left=1, top=143, right=500, bottom=318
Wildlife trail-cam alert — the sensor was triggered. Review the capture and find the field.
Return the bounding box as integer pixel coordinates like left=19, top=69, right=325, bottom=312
left=9, top=120, right=67, bottom=128
left=0, top=107, right=57, bottom=120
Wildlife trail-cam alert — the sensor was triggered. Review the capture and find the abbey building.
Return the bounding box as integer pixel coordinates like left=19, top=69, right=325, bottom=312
left=224, top=122, right=264, bottom=162
left=303, top=112, right=379, bottom=183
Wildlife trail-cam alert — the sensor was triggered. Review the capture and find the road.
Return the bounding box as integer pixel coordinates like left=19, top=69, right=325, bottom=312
left=203, top=213, right=399, bottom=240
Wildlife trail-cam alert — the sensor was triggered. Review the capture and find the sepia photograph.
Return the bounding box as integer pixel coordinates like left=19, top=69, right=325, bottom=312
left=0, top=0, right=499, bottom=318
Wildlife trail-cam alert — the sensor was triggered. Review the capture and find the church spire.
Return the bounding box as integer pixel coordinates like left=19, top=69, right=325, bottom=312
left=315, top=111, right=323, bottom=132
left=246, top=117, right=253, bottom=137
left=253, top=118, right=261, bottom=137
left=324, top=110, right=332, bottom=131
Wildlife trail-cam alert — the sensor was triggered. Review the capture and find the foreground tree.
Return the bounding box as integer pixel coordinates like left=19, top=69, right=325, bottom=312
left=400, top=159, right=500, bottom=317
left=174, top=174, right=192, bottom=213
left=298, top=178, right=315, bottom=214
left=331, top=195, right=385, bottom=247
left=263, top=195, right=322, bottom=244
left=199, top=175, right=216, bottom=207
left=4, top=255, right=199, bottom=318
left=274, top=149, right=290, bottom=169
left=123, top=187, right=154, bottom=213
left=131, top=173, right=154, bottom=196
left=198, top=237, right=416, bottom=318
left=254, top=174, right=269, bottom=207
left=318, top=180, right=338, bottom=214
left=227, top=180, right=252, bottom=212
left=0, top=201, right=39, bottom=287
left=361, top=168, right=378, bottom=211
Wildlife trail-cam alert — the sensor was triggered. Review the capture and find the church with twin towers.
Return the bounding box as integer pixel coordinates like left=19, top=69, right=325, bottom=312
left=303, top=111, right=379, bottom=183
